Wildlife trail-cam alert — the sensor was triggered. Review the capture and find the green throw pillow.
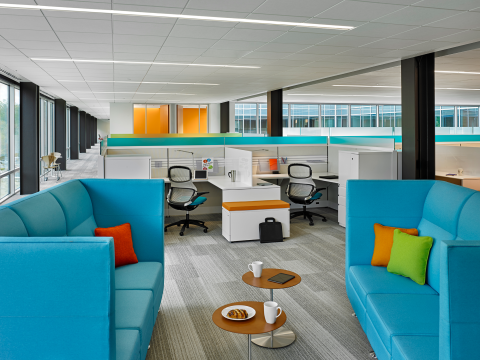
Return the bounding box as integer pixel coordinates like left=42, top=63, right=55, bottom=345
left=387, top=229, right=433, bottom=285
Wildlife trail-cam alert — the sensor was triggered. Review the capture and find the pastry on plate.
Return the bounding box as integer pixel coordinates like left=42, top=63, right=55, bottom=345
left=227, top=309, right=248, bottom=319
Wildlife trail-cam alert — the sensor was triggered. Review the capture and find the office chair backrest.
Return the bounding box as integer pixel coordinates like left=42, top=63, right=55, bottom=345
left=288, top=164, right=315, bottom=197
left=168, top=166, right=197, bottom=205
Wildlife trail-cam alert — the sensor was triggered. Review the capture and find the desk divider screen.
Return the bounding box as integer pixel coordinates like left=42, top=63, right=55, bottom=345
left=436, top=144, right=480, bottom=176
left=225, top=147, right=252, bottom=186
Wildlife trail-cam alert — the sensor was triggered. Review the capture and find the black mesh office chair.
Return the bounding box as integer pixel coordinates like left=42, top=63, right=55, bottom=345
left=164, top=166, right=209, bottom=236
left=287, top=163, right=327, bottom=226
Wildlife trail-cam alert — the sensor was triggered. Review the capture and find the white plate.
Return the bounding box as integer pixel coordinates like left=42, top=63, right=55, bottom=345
left=221, top=305, right=256, bottom=321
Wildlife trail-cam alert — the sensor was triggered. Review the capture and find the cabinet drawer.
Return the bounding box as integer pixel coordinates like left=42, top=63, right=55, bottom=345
left=338, top=195, right=346, bottom=206
left=338, top=186, right=346, bottom=197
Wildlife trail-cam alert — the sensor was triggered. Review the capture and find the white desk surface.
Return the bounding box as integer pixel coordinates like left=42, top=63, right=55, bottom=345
left=161, top=176, right=278, bottom=189
left=435, top=171, right=480, bottom=180
left=254, top=172, right=339, bottom=184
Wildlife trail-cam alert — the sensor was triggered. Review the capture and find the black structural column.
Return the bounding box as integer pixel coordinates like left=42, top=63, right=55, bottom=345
left=220, top=102, right=229, bottom=133
left=92, top=116, right=96, bottom=145
left=79, top=111, right=86, bottom=153
left=267, top=89, right=283, bottom=137
left=94, top=117, right=98, bottom=143
left=54, top=99, right=67, bottom=170
left=70, top=106, right=79, bottom=159
left=401, top=53, right=435, bottom=180
left=85, top=114, right=91, bottom=150
left=20, top=82, right=40, bottom=194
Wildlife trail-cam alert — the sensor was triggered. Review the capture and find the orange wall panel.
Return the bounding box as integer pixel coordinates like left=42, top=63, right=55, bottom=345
left=133, top=107, right=145, bottom=134
left=200, top=108, right=207, bottom=133
left=146, top=108, right=160, bottom=134
left=160, top=105, right=169, bottom=134
left=183, top=108, right=199, bottom=134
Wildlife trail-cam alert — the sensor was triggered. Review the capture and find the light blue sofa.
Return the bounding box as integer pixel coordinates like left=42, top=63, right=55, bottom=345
left=0, top=179, right=165, bottom=360
left=346, top=180, right=480, bottom=360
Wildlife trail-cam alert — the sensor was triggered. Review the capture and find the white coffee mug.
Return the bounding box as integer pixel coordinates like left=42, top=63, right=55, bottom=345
left=264, top=301, right=282, bottom=324
left=248, top=261, right=263, bottom=278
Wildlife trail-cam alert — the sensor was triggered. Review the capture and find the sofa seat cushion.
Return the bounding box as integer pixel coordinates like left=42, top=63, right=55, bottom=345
left=115, top=290, right=153, bottom=360
left=392, top=336, right=438, bottom=360
left=116, top=330, right=141, bottom=360
left=115, top=262, right=164, bottom=319
left=367, top=294, right=439, bottom=353
left=349, top=266, right=437, bottom=307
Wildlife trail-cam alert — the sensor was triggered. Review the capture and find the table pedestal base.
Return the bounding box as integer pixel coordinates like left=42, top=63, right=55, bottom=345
left=251, top=326, right=295, bottom=348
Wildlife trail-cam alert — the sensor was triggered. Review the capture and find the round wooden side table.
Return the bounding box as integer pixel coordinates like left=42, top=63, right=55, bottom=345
left=212, top=301, right=286, bottom=360
left=242, top=268, right=301, bottom=349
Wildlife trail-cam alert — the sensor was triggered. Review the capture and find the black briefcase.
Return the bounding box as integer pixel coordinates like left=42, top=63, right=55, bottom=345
left=259, top=217, right=283, bottom=243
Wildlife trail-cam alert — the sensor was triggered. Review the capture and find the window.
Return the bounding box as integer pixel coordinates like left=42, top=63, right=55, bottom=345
left=0, top=82, right=20, bottom=202
left=379, top=105, right=401, bottom=127
left=235, top=103, right=257, bottom=134
left=351, top=105, right=377, bottom=127
left=259, top=104, right=267, bottom=134
left=66, top=107, right=70, bottom=160
left=0, top=83, right=8, bottom=199
left=457, top=106, right=479, bottom=127
left=321, top=105, right=348, bottom=127
left=283, top=104, right=289, bottom=128
left=291, top=104, right=319, bottom=127
left=435, top=106, right=454, bottom=127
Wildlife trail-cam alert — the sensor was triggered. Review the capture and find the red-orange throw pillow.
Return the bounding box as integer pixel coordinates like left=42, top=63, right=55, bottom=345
left=95, top=223, right=138, bottom=268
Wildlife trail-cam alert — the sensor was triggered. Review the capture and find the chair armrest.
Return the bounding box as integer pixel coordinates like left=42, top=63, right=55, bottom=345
left=440, top=240, right=480, bottom=360
left=346, top=180, right=434, bottom=271
left=81, top=179, right=165, bottom=264
left=0, top=237, right=115, bottom=360
left=191, top=191, right=209, bottom=202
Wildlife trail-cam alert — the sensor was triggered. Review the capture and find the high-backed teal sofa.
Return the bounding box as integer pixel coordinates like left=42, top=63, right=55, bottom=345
left=0, top=179, right=165, bottom=360
left=346, top=180, right=480, bottom=360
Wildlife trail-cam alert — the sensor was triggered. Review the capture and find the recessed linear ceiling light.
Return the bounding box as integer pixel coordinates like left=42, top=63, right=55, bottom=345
left=59, top=80, right=219, bottom=86
left=286, top=94, right=398, bottom=97
left=31, top=58, right=259, bottom=69
left=332, top=84, right=480, bottom=91
left=435, top=71, right=480, bottom=75
left=73, top=91, right=194, bottom=95
left=333, top=85, right=400, bottom=88
left=0, top=3, right=354, bottom=30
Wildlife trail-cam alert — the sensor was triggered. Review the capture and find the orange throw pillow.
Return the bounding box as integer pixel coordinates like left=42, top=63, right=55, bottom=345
left=95, top=223, right=138, bottom=268
left=371, top=223, right=418, bottom=267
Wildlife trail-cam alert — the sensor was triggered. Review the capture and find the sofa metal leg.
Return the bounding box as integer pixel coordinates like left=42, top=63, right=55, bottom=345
left=148, top=345, right=151, bottom=350
left=352, top=313, right=357, bottom=318
left=369, top=351, right=377, bottom=359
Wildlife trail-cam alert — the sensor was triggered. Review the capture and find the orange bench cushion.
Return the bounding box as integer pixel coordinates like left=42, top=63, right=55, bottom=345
left=222, top=200, right=290, bottom=211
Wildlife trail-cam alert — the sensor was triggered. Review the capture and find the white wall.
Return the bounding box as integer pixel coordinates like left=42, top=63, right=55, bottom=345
left=97, top=119, right=110, bottom=138
left=110, top=103, right=133, bottom=134
left=208, top=103, right=220, bottom=133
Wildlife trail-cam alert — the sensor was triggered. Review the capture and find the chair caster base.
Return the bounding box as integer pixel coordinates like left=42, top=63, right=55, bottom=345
left=309, top=222, right=314, bottom=226
left=322, top=218, right=327, bottom=222
left=203, top=228, right=208, bottom=233
left=180, top=232, right=184, bottom=236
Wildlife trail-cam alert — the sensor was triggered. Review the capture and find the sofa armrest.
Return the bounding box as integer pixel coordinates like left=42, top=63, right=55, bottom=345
left=0, top=237, right=115, bottom=360
left=346, top=180, right=434, bottom=272
left=81, top=179, right=165, bottom=264
left=440, top=240, right=480, bottom=360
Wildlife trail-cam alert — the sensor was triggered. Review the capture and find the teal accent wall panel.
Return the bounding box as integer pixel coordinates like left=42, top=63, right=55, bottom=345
left=435, top=135, right=480, bottom=142
left=330, top=136, right=395, bottom=148
left=225, top=136, right=327, bottom=145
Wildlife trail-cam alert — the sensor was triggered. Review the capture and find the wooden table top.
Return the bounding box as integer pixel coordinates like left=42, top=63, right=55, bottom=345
left=242, top=268, right=301, bottom=289
left=212, top=301, right=286, bottom=335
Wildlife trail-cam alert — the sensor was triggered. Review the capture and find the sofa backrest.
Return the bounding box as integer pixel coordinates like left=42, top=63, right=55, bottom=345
left=457, top=192, right=480, bottom=240
left=0, top=180, right=97, bottom=238
left=419, top=181, right=476, bottom=293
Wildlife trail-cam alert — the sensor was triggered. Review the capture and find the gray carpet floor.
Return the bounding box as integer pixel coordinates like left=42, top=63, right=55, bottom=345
left=148, top=211, right=372, bottom=360
left=5, top=146, right=373, bottom=359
